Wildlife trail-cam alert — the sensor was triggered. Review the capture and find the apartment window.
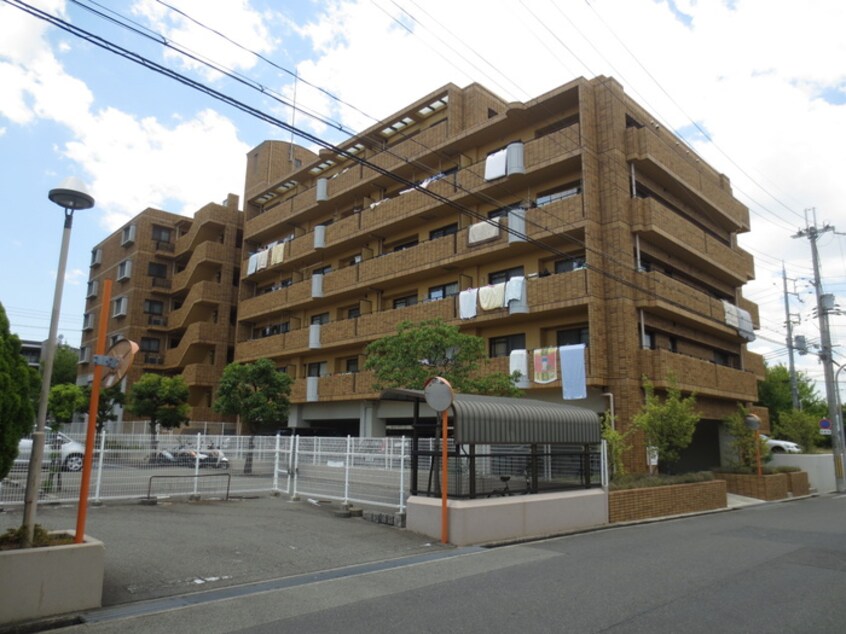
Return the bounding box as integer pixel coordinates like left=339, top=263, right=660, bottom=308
left=392, top=238, right=419, bottom=252
left=151, top=225, right=172, bottom=243
left=536, top=182, right=581, bottom=207
left=488, top=204, right=519, bottom=221
left=121, top=224, right=136, bottom=246
left=307, top=361, right=328, bottom=377
left=311, top=313, right=330, bottom=325
left=669, top=337, right=678, bottom=353
left=117, top=259, right=132, bottom=281
left=143, top=299, right=164, bottom=315
left=148, top=262, right=168, bottom=278
left=429, top=223, right=458, bottom=240
left=554, top=257, right=586, bottom=273
left=428, top=282, right=459, bottom=301
left=112, top=296, right=128, bottom=317
left=109, top=335, right=123, bottom=348
left=346, top=306, right=361, bottom=319
left=393, top=294, right=418, bottom=309
left=90, top=248, right=102, bottom=267
left=86, top=280, right=98, bottom=299
left=642, top=330, right=656, bottom=350
left=557, top=327, right=589, bottom=347
left=347, top=254, right=363, bottom=266
left=345, top=358, right=359, bottom=373
left=488, top=266, right=524, bottom=285
left=714, top=350, right=731, bottom=367
left=78, top=346, right=90, bottom=364
left=312, top=265, right=331, bottom=276
left=82, top=313, right=93, bottom=331
left=140, top=337, right=161, bottom=353
left=489, top=333, right=526, bottom=358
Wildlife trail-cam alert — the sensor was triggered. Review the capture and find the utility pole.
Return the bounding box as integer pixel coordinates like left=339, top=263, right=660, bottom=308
left=793, top=208, right=846, bottom=494
left=781, top=263, right=801, bottom=410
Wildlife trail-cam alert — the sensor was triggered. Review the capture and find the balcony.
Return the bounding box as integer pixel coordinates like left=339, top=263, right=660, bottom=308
left=171, top=242, right=230, bottom=292
left=625, top=127, right=749, bottom=231
left=631, top=197, right=754, bottom=284
left=167, top=280, right=229, bottom=330
left=181, top=363, right=221, bottom=386
left=639, top=348, right=758, bottom=401
left=174, top=204, right=232, bottom=256
left=289, top=371, right=378, bottom=404
left=164, top=322, right=223, bottom=368
left=636, top=271, right=731, bottom=335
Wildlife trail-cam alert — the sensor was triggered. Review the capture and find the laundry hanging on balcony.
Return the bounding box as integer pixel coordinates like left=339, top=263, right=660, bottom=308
left=509, top=349, right=530, bottom=388
left=560, top=344, right=587, bottom=400
left=478, top=282, right=506, bottom=310
left=459, top=288, right=478, bottom=319
left=270, top=241, right=286, bottom=266
left=468, top=217, right=500, bottom=245
left=533, top=347, right=558, bottom=384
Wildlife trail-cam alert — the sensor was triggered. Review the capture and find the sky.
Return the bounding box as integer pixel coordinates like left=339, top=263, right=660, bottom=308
left=1, top=0, right=845, bottom=392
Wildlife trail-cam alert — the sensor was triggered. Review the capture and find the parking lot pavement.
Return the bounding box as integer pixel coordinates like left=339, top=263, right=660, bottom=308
left=0, top=495, right=450, bottom=607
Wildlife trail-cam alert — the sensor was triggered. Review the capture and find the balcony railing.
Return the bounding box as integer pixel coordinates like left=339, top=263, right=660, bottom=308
left=639, top=348, right=757, bottom=401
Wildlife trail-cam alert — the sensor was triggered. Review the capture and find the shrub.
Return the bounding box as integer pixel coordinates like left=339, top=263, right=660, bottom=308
left=723, top=405, right=770, bottom=469
left=609, top=471, right=714, bottom=490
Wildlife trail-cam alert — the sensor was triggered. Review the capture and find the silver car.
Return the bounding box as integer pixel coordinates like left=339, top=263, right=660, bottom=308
left=760, top=434, right=801, bottom=454
left=15, top=432, right=86, bottom=472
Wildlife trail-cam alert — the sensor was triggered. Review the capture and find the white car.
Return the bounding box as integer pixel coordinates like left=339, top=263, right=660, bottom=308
left=760, top=434, right=801, bottom=454
left=14, top=432, right=86, bottom=472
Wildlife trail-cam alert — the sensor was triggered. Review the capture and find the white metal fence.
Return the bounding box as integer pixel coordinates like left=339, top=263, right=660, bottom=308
left=1, top=432, right=411, bottom=512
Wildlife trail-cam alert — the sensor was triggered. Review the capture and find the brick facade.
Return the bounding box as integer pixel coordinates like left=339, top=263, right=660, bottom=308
left=232, top=76, right=762, bottom=468
left=78, top=197, right=243, bottom=430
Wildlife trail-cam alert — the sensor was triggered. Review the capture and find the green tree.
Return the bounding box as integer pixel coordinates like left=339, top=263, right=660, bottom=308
left=724, top=406, right=770, bottom=470
left=48, top=342, right=80, bottom=387
left=47, top=383, right=86, bottom=427
left=0, top=302, right=36, bottom=480
left=81, top=384, right=126, bottom=433
left=213, top=359, right=292, bottom=474
left=364, top=319, right=521, bottom=396
left=773, top=409, right=819, bottom=453
left=632, top=376, right=700, bottom=473
left=757, top=364, right=825, bottom=425
left=601, top=411, right=634, bottom=479
left=127, top=373, right=189, bottom=454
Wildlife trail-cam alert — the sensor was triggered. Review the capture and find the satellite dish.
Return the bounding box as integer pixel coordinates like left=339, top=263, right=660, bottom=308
left=100, top=339, right=139, bottom=388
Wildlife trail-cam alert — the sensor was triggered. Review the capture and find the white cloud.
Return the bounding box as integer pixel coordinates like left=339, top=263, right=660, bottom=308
left=64, top=107, right=249, bottom=230
left=130, top=0, right=280, bottom=81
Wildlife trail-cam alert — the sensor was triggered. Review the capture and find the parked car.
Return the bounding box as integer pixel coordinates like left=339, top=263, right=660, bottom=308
left=14, top=432, right=86, bottom=472
left=760, top=434, right=801, bottom=454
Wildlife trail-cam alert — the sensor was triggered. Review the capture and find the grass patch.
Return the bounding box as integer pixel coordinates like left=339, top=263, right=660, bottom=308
left=0, top=525, right=75, bottom=551
left=609, top=470, right=714, bottom=491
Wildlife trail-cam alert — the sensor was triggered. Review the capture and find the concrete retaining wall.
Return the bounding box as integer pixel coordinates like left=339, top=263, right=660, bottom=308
left=406, top=489, right=608, bottom=546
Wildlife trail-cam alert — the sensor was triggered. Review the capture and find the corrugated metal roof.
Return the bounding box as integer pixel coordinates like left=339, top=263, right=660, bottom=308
left=380, top=389, right=601, bottom=444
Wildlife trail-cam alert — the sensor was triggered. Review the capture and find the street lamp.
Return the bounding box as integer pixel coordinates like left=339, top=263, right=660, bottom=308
left=21, top=177, right=94, bottom=546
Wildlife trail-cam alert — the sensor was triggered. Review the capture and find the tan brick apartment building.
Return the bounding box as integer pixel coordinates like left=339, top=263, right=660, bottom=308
left=235, top=76, right=765, bottom=472
left=79, top=76, right=764, bottom=471
left=78, top=196, right=243, bottom=428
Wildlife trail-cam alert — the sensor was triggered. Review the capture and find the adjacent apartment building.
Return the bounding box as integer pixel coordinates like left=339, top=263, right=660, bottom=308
left=78, top=196, right=243, bottom=429
left=235, top=75, right=764, bottom=472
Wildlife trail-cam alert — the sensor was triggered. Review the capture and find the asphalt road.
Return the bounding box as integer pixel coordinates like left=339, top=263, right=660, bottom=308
left=5, top=493, right=846, bottom=633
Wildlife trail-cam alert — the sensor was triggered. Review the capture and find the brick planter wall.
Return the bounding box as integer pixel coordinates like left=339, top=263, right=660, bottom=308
left=786, top=471, right=810, bottom=497
left=608, top=480, right=727, bottom=523
left=714, top=472, right=789, bottom=501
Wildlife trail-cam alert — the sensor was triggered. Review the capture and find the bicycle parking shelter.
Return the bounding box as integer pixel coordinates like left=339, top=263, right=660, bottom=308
left=380, top=389, right=603, bottom=499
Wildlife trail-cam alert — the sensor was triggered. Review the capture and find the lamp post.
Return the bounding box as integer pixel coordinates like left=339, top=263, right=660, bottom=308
left=21, top=177, right=94, bottom=546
